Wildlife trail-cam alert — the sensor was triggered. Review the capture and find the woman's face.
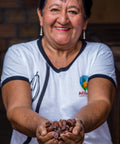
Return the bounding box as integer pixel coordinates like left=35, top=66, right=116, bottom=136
left=38, top=0, right=88, bottom=47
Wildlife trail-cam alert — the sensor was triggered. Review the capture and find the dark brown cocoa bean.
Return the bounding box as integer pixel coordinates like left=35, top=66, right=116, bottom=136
left=61, top=125, right=66, bottom=131
left=46, top=119, right=77, bottom=141
left=69, top=126, right=73, bottom=132
left=58, top=120, right=63, bottom=128
left=62, top=120, right=67, bottom=126
left=46, top=121, right=51, bottom=128
left=63, top=130, right=69, bottom=134
left=52, top=121, right=59, bottom=130
left=47, top=126, right=54, bottom=132
left=54, top=131, right=60, bottom=139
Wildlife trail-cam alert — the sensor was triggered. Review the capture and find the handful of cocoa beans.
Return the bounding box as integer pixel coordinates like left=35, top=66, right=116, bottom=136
left=46, top=119, right=76, bottom=143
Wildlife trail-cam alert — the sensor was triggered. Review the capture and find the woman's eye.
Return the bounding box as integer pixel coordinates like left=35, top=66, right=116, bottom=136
left=51, top=8, right=59, bottom=12
left=69, top=11, right=78, bottom=14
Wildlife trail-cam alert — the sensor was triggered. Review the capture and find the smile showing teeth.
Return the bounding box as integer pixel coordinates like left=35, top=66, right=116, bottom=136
left=55, top=27, right=70, bottom=31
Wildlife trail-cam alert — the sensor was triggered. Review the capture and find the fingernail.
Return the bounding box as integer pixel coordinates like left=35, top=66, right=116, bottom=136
left=73, top=129, right=78, bottom=134
left=41, top=130, right=46, bottom=135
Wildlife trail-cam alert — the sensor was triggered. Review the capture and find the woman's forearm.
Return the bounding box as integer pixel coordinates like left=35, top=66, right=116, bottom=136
left=74, top=99, right=111, bottom=133
left=7, top=107, right=48, bottom=137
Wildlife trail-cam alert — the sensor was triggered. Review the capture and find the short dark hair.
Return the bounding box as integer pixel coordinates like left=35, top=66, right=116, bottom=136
left=38, top=0, right=46, bottom=12
left=82, top=0, right=93, bottom=19
left=38, top=0, right=93, bottom=19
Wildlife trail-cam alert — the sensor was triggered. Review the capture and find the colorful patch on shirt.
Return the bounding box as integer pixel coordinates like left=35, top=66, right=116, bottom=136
left=80, top=75, right=88, bottom=92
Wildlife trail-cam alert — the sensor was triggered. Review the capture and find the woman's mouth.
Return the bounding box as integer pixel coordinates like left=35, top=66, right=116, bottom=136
left=55, top=27, right=70, bottom=31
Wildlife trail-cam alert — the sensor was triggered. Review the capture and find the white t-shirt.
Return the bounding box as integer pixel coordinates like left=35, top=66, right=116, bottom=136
left=1, top=39, right=116, bottom=144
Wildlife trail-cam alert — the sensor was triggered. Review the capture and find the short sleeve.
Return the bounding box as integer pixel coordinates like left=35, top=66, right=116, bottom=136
left=1, top=45, right=30, bottom=86
left=88, top=43, right=117, bottom=87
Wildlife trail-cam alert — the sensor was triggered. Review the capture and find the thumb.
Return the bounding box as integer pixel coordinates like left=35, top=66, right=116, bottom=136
left=73, top=126, right=79, bottom=135
left=41, top=129, right=47, bottom=136
left=36, top=124, right=47, bottom=137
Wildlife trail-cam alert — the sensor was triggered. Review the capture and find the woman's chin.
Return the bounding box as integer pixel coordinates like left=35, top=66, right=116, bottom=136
left=54, top=36, right=72, bottom=45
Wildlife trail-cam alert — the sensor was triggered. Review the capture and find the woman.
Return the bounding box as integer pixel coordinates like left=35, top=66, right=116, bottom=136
left=1, top=0, right=116, bottom=144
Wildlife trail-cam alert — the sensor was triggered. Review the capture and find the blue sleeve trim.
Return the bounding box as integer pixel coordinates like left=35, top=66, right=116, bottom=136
left=1, top=76, right=29, bottom=87
left=88, top=74, right=116, bottom=88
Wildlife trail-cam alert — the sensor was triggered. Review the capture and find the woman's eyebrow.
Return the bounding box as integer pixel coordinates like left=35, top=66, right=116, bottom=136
left=49, top=4, right=80, bottom=10
left=49, top=4, right=60, bottom=9
left=68, top=6, right=80, bottom=11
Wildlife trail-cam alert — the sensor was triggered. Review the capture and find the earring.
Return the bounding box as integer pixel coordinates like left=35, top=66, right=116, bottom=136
left=40, top=26, right=43, bottom=36
left=83, top=30, right=86, bottom=40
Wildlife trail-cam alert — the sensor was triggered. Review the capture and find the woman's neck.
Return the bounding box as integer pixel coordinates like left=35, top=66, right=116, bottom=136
left=42, top=37, right=82, bottom=69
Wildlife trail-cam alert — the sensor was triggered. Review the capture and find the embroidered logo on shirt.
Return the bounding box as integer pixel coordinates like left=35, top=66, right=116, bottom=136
left=80, top=75, right=88, bottom=91
left=79, top=75, right=88, bottom=96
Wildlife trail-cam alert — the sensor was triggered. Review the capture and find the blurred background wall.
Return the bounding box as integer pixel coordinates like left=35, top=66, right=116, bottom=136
left=0, top=0, right=120, bottom=143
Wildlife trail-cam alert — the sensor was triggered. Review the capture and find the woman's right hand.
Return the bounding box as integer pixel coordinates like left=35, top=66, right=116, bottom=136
left=36, top=121, right=56, bottom=144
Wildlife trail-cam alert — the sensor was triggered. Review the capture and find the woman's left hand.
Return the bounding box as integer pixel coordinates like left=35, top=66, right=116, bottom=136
left=60, top=120, right=84, bottom=144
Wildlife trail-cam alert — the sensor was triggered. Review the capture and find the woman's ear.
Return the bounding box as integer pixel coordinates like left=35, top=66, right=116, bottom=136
left=37, top=8, right=43, bottom=26
left=83, top=19, right=88, bottom=30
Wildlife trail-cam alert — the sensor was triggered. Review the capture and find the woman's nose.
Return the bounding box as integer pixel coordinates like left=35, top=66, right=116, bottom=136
left=57, top=11, right=69, bottom=25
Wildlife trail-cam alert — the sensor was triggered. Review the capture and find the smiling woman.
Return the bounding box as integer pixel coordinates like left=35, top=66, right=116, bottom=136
left=37, top=0, right=88, bottom=53
left=0, top=0, right=117, bottom=144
